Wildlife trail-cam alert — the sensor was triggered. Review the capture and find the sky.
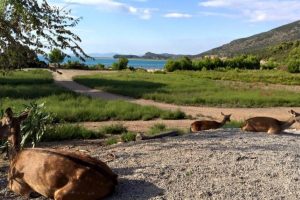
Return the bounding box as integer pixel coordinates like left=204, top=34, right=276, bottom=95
left=47, top=0, right=300, bottom=55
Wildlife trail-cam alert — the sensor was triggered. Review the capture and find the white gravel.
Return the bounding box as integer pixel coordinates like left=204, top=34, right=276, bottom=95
left=1, top=129, right=300, bottom=199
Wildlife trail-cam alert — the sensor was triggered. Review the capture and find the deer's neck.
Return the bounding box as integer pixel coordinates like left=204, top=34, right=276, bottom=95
left=219, top=118, right=227, bottom=127
left=280, top=117, right=296, bottom=130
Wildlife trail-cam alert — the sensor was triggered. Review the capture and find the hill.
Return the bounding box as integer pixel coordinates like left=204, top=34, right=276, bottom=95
left=114, top=52, right=190, bottom=60
left=197, top=20, right=300, bottom=58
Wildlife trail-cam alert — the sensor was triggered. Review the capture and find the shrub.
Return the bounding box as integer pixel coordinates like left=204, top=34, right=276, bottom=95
left=287, top=59, right=300, bottom=73
left=121, top=132, right=136, bottom=142
left=106, top=137, right=118, bottom=145
left=48, top=48, right=65, bottom=64
left=43, top=124, right=103, bottom=141
left=164, top=59, right=181, bottom=72
left=21, top=102, right=53, bottom=147
left=99, top=124, right=127, bottom=135
left=90, top=64, right=105, bottom=70
left=112, top=57, right=128, bottom=70
left=62, top=61, right=88, bottom=70
left=148, top=123, right=167, bottom=135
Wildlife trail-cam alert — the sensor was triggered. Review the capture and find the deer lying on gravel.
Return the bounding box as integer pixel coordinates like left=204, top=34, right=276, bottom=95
left=0, top=108, right=29, bottom=159
left=241, top=110, right=300, bottom=134
left=8, top=148, right=118, bottom=200
left=190, top=112, right=231, bottom=132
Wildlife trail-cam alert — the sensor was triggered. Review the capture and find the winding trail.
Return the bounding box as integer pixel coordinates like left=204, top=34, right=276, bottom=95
left=52, top=69, right=300, bottom=130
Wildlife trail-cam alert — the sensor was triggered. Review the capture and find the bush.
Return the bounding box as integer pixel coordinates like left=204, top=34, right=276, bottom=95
left=287, top=59, right=300, bottom=73
left=99, top=124, right=127, bottom=135
left=62, top=61, right=88, bottom=70
left=43, top=124, right=103, bottom=141
left=48, top=48, right=65, bottom=64
left=112, top=57, right=128, bottom=70
left=90, top=64, right=105, bottom=70
left=106, top=137, right=118, bottom=145
left=148, top=123, right=167, bottom=135
left=121, top=132, right=136, bottom=142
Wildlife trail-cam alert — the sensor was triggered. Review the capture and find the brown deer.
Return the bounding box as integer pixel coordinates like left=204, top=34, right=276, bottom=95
left=190, top=112, right=231, bottom=132
left=8, top=148, right=118, bottom=200
left=0, top=108, right=29, bottom=159
left=241, top=110, right=300, bottom=134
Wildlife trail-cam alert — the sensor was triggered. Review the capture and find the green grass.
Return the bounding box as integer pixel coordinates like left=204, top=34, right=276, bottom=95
left=98, top=124, right=128, bottom=135
left=148, top=123, right=167, bottom=135
left=121, top=132, right=136, bottom=142
left=0, top=70, right=186, bottom=121
left=179, top=69, right=300, bottom=85
left=74, top=71, right=300, bottom=107
left=43, top=124, right=104, bottom=141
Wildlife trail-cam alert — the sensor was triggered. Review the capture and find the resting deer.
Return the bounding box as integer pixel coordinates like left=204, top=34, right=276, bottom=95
left=241, top=110, right=300, bottom=134
left=190, top=112, right=231, bottom=132
left=8, top=148, right=118, bottom=200
left=0, top=108, right=29, bottom=159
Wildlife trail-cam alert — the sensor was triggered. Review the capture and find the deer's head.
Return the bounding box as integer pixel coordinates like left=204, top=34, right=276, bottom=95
left=0, top=108, right=13, bottom=139
left=290, top=110, right=300, bottom=123
left=221, top=112, right=231, bottom=122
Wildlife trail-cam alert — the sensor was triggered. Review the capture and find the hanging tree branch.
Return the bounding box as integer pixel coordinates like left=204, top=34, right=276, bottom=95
left=0, top=0, right=89, bottom=62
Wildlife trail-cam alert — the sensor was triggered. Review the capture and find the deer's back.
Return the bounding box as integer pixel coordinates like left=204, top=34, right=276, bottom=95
left=243, top=117, right=281, bottom=132
left=9, top=148, right=117, bottom=199
left=191, top=120, right=221, bottom=132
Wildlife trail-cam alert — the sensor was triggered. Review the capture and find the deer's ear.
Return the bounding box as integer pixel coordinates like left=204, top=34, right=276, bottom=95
left=221, top=112, right=224, bottom=116
left=5, top=108, right=13, bottom=118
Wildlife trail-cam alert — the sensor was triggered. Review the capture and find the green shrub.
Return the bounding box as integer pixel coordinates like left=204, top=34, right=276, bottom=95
left=162, top=109, right=186, bottom=119
left=43, top=124, right=103, bottom=141
left=90, top=64, right=105, bottom=70
left=62, top=61, right=88, bottom=70
left=106, top=137, right=118, bottom=145
left=121, top=132, right=136, bottom=142
left=99, top=124, right=127, bottom=135
left=288, top=59, right=300, bottom=73
left=148, top=123, right=167, bottom=135
left=112, top=57, right=128, bottom=70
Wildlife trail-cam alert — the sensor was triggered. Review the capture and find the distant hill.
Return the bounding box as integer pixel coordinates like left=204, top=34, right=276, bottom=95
left=114, top=52, right=190, bottom=60
left=197, top=20, right=300, bottom=58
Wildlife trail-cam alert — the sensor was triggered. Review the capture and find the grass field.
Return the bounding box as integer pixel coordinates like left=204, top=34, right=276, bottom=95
left=0, top=70, right=185, bottom=122
left=74, top=70, right=300, bottom=107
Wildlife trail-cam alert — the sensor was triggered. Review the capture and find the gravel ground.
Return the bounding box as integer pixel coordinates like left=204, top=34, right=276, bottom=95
left=1, top=129, right=300, bottom=199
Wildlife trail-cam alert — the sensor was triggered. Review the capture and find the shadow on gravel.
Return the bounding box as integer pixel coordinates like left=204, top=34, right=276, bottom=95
left=107, top=178, right=165, bottom=200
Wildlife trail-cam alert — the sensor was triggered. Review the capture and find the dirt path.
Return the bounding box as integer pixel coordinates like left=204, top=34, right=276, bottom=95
left=53, top=69, right=300, bottom=129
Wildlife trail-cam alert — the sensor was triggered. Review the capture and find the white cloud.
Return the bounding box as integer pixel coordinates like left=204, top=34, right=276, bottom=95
left=64, top=0, right=153, bottom=19
left=199, top=0, right=300, bottom=22
left=164, top=12, right=192, bottom=18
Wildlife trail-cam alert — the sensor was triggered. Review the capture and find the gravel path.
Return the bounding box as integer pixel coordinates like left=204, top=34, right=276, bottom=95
left=2, top=129, right=300, bottom=199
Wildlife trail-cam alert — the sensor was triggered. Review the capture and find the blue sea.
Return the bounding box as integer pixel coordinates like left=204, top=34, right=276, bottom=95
left=40, top=56, right=166, bottom=70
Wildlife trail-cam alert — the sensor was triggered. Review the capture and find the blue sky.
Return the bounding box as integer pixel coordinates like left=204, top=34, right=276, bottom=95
left=48, top=0, right=300, bottom=55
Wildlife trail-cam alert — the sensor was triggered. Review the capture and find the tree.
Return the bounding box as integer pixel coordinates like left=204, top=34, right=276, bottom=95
left=48, top=48, right=66, bottom=65
left=112, top=57, right=128, bottom=70
left=0, top=0, right=88, bottom=70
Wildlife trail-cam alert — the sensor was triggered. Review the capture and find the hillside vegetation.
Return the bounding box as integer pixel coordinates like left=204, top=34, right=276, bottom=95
left=198, top=20, right=300, bottom=58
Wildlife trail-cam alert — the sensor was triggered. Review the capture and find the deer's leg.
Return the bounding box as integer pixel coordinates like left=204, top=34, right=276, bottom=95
left=241, top=123, right=255, bottom=132
left=267, top=127, right=280, bottom=134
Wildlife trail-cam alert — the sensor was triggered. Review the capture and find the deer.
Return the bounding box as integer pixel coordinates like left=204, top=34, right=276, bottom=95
left=190, top=112, right=232, bottom=132
left=8, top=148, right=118, bottom=200
left=0, top=107, right=29, bottom=159
left=241, top=110, right=300, bottom=134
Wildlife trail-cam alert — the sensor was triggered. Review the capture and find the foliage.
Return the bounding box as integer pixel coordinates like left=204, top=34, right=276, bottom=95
left=99, top=124, right=128, bottom=135
left=21, top=102, right=52, bottom=148
left=121, top=132, right=136, bottom=142
left=148, top=123, right=167, bottom=135
left=287, top=47, right=300, bottom=73
left=43, top=124, right=104, bottom=141
left=0, top=0, right=88, bottom=67
left=48, top=48, right=66, bottom=64
left=112, top=57, right=129, bottom=70
left=0, top=43, right=38, bottom=71
left=61, top=61, right=88, bottom=70
left=164, top=55, right=260, bottom=72
left=106, top=137, right=118, bottom=145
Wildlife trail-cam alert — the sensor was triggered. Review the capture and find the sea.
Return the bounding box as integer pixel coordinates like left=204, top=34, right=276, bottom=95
left=39, top=56, right=166, bottom=70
